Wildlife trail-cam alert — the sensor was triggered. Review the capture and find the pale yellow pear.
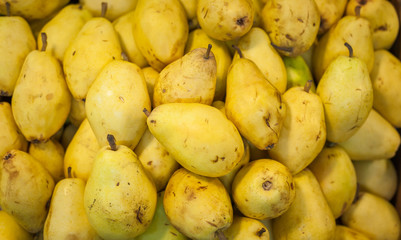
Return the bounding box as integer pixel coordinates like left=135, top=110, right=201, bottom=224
left=44, top=178, right=98, bottom=240
left=12, top=36, right=71, bottom=143
left=81, top=0, right=138, bottom=21
left=37, top=4, right=92, bottom=62
left=338, top=109, right=401, bottom=160
left=233, top=27, right=287, bottom=93
left=0, top=211, right=33, bottom=240
left=314, top=0, right=348, bottom=35
left=141, top=66, right=159, bottom=107
left=86, top=60, right=150, bottom=149
left=64, top=118, right=100, bottom=182
left=261, top=0, right=320, bottom=57
left=309, top=146, right=357, bottom=219
left=341, top=192, right=401, bottom=240
left=133, top=0, right=188, bottom=71
left=0, top=0, right=69, bottom=20
left=0, top=10, right=36, bottom=96
left=269, top=83, right=326, bottom=175
left=272, top=169, right=336, bottom=240
left=134, top=128, right=180, bottom=191
left=334, top=225, right=370, bottom=240
left=63, top=15, right=122, bottom=100
left=164, top=168, right=233, bottom=240
left=68, top=98, right=86, bottom=127
left=225, top=55, right=286, bottom=151
left=147, top=103, right=244, bottom=177
left=222, top=216, right=270, bottom=240
left=84, top=137, right=157, bottom=240
left=112, top=10, right=148, bottom=67
left=185, top=28, right=232, bottom=101
left=0, top=102, right=27, bottom=157
left=153, top=46, right=217, bottom=107
left=0, top=150, right=55, bottom=233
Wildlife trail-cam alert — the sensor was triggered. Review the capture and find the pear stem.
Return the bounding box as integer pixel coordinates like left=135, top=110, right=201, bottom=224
left=41, top=32, right=48, bottom=52
left=143, top=108, right=151, bottom=117
left=121, top=52, right=129, bottom=61
left=344, top=42, right=353, bottom=58
left=270, top=42, right=294, bottom=53
left=355, top=5, right=361, bottom=17
left=107, top=134, right=117, bottom=151
left=5, top=2, right=10, bottom=16
left=78, top=4, right=83, bottom=10
left=304, top=80, right=313, bottom=93
left=204, top=44, right=212, bottom=59
left=232, top=45, right=243, bottom=58
left=216, top=230, right=227, bottom=240
left=257, top=228, right=267, bottom=237
left=101, top=2, right=108, bottom=18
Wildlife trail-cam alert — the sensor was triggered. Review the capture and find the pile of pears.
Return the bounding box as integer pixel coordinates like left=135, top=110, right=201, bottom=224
left=1, top=0, right=401, bottom=239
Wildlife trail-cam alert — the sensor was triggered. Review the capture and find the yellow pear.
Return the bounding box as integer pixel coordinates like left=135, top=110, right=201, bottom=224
left=309, top=146, right=357, bottom=219
left=81, top=0, right=138, bottom=21
left=133, top=0, right=188, bottom=71
left=84, top=135, right=157, bottom=239
left=261, top=0, right=320, bottom=57
left=153, top=45, right=217, bottom=107
left=314, top=0, right=348, bottom=35
left=212, top=100, right=226, bottom=115
left=269, top=82, right=326, bottom=175
left=12, top=34, right=72, bottom=143
left=197, top=0, right=254, bottom=41
left=232, top=159, right=295, bottom=220
left=0, top=3, right=36, bottom=96
left=0, top=0, right=68, bottom=21
left=141, top=66, right=159, bottom=107
left=68, top=98, right=86, bottom=127
left=222, top=216, right=270, bottom=240
left=146, top=103, right=244, bottom=177
left=63, top=6, right=122, bottom=100
left=272, top=169, right=336, bottom=240
left=179, top=0, right=199, bottom=30
left=0, top=210, right=33, bottom=240
left=86, top=60, right=150, bottom=149
left=251, top=0, right=263, bottom=27
left=37, top=4, right=93, bottom=62
left=163, top=167, right=233, bottom=240
left=233, top=27, right=287, bottom=93
left=338, top=109, right=401, bottom=161
left=60, top=123, right=78, bottom=150
left=44, top=178, right=98, bottom=240
left=225, top=50, right=286, bottom=150
left=185, top=28, right=232, bottom=101
left=0, top=150, right=55, bottom=233
left=0, top=102, right=27, bottom=157
left=334, top=225, right=370, bottom=240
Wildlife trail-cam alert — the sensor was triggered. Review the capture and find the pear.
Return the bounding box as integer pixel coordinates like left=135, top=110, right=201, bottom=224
left=212, top=100, right=226, bottom=116
left=261, top=0, right=320, bottom=57
left=0, top=0, right=68, bottom=21
left=272, top=169, right=336, bottom=240
left=314, top=0, right=348, bottom=35
left=63, top=3, right=122, bottom=100
left=37, top=4, right=92, bottom=62
left=133, top=0, right=188, bottom=71
left=312, top=15, right=374, bottom=81
left=0, top=150, right=55, bottom=233
left=0, top=102, right=28, bottom=158
left=233, top=27, right=287, bottom=93
left=81, top=0, right=138, bottom=21
left=269, top=82, right=326, bottom=175
left=68, top=97, right=86, bottom=127
left=153, top=45, right=217, bottom=107
left=197, top=0, right=254, bottom=41
left=225, top=47, right=286, bottom=151
left=146, top=103, right=244, bottom=177
left=346, top=0, right=399, bottom=50
left=338, top=109, right=401, bottom=161
left=308, top=146, right=357, bottom=219
left=85, top=59, right=150, bottom=149
left=251, top=0, right=263, bottom=27
left=141, top=66, right=159, bottom=106
left=283, top=56, right=315, bottom=92
left=316, top=43, right=373, bottom=143
left=223, top=216, right=270, bottom=240
left=232, top=159, right=295, bottom=220
left=64, top=118, right=100, bottom=182
left=136, top=191, right=189, bottom=240
left=0, top=2, right=36, bottom=96
left=60, top=123, right=78, bottom=150
left=84, top=135, right=157, bottom=240
left=341, top=191, right=401, bottom=240
left=179, top=0, right=199, bottom=30
left=0, top=211, right=33, bottom=240
left=185, top=28, right=232, bottom=101
left=44, top=178, right=98, bottom=240
left=163, top=167, right=233, bottom=240
left=12, top=33, right=72, bottom=143
left=334, top=225, right=370, bottom=240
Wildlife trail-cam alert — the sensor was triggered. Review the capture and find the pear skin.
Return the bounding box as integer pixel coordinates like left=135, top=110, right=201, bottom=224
left=0, top=211, right=33, bottom=240
left=315, top=0, right=348, bottom=35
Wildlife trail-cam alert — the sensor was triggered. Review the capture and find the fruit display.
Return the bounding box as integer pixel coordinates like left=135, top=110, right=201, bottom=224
left=1, top=0, right=401, bottom=239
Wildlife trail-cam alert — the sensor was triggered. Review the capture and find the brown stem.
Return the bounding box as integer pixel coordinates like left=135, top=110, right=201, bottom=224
left=270, top=42, right=294, bottom=53
left=41, top=32, right=48, bottom=52
left=304, top=80, right=313, bottom=93
left=101, top=2, right=108, bottom=18
left=143, top=108, right=151, bottom=117
left=344, top=42, right=353, bottom=58
left=355, top=5, right=362, bottom=17
left=204, top=44, right=212, bottom=59
left=5, top=2, right=10, bottom=16
left=215, top=230, right=227, bottom=240
left=257, top=228, right=267, bottom=237
left=232, top=45, right=243, bottom=58
left=107, top=134, right=117, bottom=151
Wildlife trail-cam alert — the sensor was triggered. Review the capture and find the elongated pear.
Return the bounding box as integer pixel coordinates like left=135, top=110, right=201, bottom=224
left=146, top=103, right=244, bottom=177
left=86, top=60, right=150, bottom=149
left=283, top=55, right=315, bottom=92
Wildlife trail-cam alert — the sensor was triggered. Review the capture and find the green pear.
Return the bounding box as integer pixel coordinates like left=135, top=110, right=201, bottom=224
left=85, top=60, right=150, bottom=149
left=81, top=0, right=138, bottom=21
left=0, top=3, right=36, bottom=96
left=272, top=169, right=336, bottom=240
left=84, top=135, right=157, bottom=240
left=225, top=49, right=286, bottom=151
left=153, top=45, right=217, bottom=107
left=314, top=0, right=348, bottom=35
left=133, top=0, right=188, bottom=71
left=269, top=82, right=326, bottom=175
left=146, top=103, right=244, bottom=177
left=0, top=150, right=55, bottom=233
left=0, top=0, right=69, bottom=21
left=12, top=34, right=71, bottom=143
left=283, top=55, right=315, bottom=92
left=316, top=44, right=373, bottom=143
